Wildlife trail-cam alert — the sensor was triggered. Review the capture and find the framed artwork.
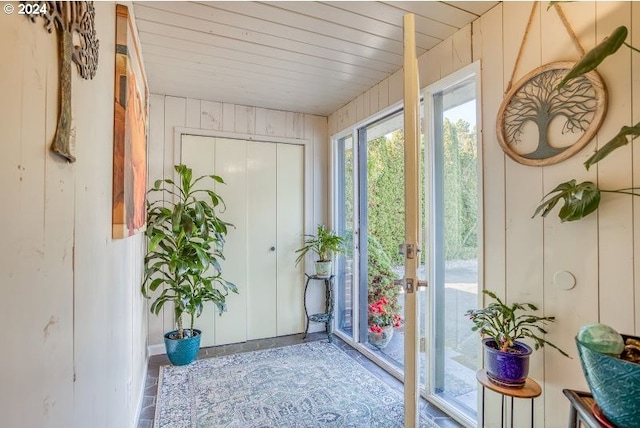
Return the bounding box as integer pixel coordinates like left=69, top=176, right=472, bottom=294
left=113, top=4, right=149, bottom=238
left=496, top=62, right=607, bottom=167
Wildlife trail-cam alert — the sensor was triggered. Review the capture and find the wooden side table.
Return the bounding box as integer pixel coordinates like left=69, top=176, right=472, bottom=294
left=477, top=369, right=542, bottom=428
left=563, top=389, right=608, bottom=428
left=303, top=274, right=335, bottom=343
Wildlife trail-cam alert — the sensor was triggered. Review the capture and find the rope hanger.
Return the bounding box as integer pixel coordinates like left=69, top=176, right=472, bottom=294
left=506, top=3, right=586, bottom=93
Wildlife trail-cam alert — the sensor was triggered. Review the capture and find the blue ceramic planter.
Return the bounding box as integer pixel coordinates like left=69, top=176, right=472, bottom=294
left=483, top=338, right=532, bottom=388
left=576, top=335, right=640, bottom=428
left=164, top=329, right=201, bottom=366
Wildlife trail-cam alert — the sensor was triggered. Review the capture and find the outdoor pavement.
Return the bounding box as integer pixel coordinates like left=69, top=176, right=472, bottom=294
left=365, top=259, right=479, bottom=416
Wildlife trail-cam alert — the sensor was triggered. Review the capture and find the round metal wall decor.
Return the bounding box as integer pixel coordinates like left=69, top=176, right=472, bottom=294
left=497, top=61, right=607, bottom=166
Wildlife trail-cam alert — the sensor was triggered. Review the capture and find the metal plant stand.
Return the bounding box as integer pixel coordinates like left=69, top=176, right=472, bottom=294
left=303, top=274, right=335, bottom=343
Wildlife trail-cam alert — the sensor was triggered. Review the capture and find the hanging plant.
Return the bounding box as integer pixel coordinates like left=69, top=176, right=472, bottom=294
left=533, top=26, right=640, bottom=221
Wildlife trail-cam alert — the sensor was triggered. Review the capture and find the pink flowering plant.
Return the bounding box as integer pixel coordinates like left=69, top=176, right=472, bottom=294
left=368, top=297, right=403, bottom=334
left=465, top=290, right=568, bottom=356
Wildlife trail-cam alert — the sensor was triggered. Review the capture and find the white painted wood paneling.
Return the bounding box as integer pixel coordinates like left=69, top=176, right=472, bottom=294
left=186, top=98, right=201, bottom=129
left=146, top=93, right=166, bottom=345
left=132, top=1, right=497, bottom=116
left=276, top=144, right=305, bottom=336
left=476, top=7, right=507, bottom=427
left=501, top=3, right=545, bottom=425
left=389, top=70, right=403, bottom=106
left=1, top=11, right=74, bottom=428
left=452, top=24, right=473, bottom=72
left=201, top=100, right=223, bottom=131
left=222, top=103, right=235, bottom=133
left=541, top=3, right=600, bottom=425
left=331, top=1, right=459, bottom=41
left=633, top=2, right=640, bottom=336
left=235, top=105, right=255, bottom=135
left=595, top=2, right=635, bottom=333
left=1, top=4, right=147, bottom=428
left=378, top=79, right=390, bottom=111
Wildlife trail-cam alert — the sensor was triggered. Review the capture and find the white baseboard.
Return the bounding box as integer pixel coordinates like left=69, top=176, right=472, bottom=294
left=133, top=353, right=149, bottom=428
left=148, top=343, right=166, bottom=356
left=307, top=324, right=324, bottom=333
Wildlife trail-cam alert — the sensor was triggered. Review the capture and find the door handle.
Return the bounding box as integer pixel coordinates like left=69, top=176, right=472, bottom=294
left=270, top=246, right=276, bottom=251
left=393, top=278, right=428, bottom=293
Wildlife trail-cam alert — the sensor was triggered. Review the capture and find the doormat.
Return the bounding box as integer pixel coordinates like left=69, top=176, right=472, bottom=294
left=154, top=341, right=438, bottom=427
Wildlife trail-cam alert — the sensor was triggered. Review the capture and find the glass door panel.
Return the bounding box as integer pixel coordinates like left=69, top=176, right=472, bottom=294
left=334, top=110, right=427, bottom=384
left=427, top=72, right=480, bottom=423
left=336, top=135, right=355, bottom=339
left=361, top=111, right=405, bottom=369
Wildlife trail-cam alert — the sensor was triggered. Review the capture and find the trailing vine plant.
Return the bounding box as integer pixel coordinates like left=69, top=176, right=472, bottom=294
left=533, top=26, right=640, bottom=222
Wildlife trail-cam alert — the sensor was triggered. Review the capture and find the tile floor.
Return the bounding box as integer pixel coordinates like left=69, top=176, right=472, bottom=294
left=137, top=332, right=463, bottom=428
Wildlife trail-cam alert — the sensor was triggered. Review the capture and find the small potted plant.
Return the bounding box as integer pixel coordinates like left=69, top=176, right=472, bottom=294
left=295, top=224, right=345, bottom=277
left=142, top=164, right=238, bottom=366
left=465, top=290, right=569, bottom=387
left=367, top=297, right=403, bottom=349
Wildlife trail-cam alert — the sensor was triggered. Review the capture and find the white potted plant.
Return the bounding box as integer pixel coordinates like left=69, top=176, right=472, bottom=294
left=295, top=224, right=345, bottom=277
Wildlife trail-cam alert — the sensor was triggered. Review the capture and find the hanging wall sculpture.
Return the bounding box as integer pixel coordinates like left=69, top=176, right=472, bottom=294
left=25, top=1, right=99, bottom=163
left=497, top=62, right=607, bottom=167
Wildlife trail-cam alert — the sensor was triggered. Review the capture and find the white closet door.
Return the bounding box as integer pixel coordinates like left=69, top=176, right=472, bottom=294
left=213, top=138, right=248, bottom=345
left=276, top=143, right=305, bottom=335
left=181, top=135, right=218, bottom=346
left=181, top=135, right=305, bottom=345
left=246, top=142, right=278, bottom=340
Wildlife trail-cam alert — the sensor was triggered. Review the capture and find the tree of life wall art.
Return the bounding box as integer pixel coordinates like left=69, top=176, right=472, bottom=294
left=496, top=62, right=607, bottom=167
left=113, top=4, right=148, bottom=238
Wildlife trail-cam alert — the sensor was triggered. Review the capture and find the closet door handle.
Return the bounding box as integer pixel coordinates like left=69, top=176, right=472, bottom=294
left=270, top=246, right=276, bottom=251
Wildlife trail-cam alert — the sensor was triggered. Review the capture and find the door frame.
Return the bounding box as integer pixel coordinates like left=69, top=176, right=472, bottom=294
left=175, top=128, right=318, bottom=338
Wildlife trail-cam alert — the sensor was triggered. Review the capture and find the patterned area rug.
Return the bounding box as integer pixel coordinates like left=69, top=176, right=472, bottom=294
left=155, top=341, right=438, bottom=428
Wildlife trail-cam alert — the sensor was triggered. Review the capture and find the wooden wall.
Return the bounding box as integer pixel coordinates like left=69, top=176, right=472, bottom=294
left=328, top=24, right=472, bottom=134
left=0, top=3, right=147, bottom=428
left=329, top=2, right=640, bottom=427
left=147, top=95, right=329, bottom=347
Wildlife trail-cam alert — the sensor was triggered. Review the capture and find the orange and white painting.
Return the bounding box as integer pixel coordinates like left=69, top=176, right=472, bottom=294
left=113, top=4, right=148, bottom=239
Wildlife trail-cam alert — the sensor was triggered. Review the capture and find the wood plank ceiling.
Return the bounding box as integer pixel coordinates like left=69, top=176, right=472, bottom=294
left=132, top=1, right=498, bottom=116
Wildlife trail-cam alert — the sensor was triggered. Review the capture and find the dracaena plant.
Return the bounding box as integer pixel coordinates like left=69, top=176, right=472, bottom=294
left=466, top=290, right=569, bottom=357
left=142, top=164, right=238, bottom=339
left=534, top=25, right=640, bottom=221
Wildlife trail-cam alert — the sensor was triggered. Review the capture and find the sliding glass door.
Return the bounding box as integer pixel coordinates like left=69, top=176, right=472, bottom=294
left=424, top=63, right=480, bottom=425
left=335, top=134, right=355, bottom=340
left=334, top=62, right=480, bottom=426
left=360, top=111, right=408, bottom=370
left=335, top=110, right=425, bottom=376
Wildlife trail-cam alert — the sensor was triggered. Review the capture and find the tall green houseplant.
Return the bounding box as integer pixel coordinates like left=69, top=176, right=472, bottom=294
left=142, top=165, right=238, bottom=341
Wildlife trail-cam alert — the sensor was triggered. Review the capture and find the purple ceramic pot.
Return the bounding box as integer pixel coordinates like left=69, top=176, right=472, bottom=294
left=483, top=338, right=532, bottom=388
